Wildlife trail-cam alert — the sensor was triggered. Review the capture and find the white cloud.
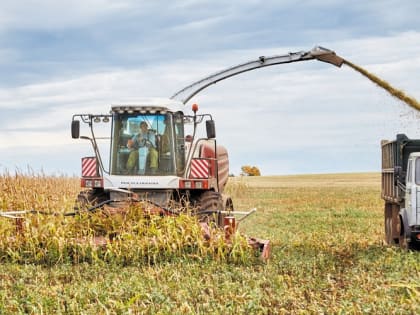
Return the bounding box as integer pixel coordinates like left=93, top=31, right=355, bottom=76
left=359, top=1, right=420, bottom=27
left=0, top=1, right=135, bottom=31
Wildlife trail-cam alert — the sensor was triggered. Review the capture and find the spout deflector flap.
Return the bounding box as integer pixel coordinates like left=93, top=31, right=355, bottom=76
left=309, top=46, right=344, bottom=67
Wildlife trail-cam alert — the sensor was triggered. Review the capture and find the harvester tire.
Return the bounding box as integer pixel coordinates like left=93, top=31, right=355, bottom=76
left=195, top=191, right=223, bottom=228
left=221, top=195, right=234, bottom=226
left=75, top=189, right=108, bottom=211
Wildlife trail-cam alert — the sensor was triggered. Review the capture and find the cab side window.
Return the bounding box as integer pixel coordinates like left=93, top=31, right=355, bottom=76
left=415, top=158, right=420, bottom=185
left=407, top=160, right=413, bottom=183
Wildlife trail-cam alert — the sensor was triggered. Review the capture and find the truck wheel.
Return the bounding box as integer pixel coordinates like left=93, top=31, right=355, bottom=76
left=195, top=191, right=223, bottom=228
left=399, top=234, right=409, bottom=249
left=398, top=218, right=411, bottom=250
left=384, top=205, right=393, bottom=245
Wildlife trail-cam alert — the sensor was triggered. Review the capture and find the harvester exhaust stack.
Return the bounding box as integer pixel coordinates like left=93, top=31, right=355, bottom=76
left=309, top=46, right=344, bottom=67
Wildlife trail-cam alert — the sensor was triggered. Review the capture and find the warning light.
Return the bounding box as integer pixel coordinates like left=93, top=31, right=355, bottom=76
left=192, top=103, right=199, bottom=113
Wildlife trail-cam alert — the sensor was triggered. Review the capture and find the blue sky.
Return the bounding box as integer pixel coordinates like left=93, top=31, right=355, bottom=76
left=1, top=0, right=420, bottom=176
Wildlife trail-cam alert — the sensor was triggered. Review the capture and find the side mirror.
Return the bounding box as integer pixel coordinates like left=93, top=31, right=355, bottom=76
left=394, top=165, right=402, bottom=185
left=71, top=120, right=80, bottom=139
left=206, top=120, right=216, bottom=139
left=394, top=165, right=402, bottom=177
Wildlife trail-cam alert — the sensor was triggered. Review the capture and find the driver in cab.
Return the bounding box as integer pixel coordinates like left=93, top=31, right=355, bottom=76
left=126, top=121, right=158, bottom=174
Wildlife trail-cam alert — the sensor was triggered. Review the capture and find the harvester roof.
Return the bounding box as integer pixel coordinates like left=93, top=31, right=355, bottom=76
left=111, top=97, right=184, bottom=114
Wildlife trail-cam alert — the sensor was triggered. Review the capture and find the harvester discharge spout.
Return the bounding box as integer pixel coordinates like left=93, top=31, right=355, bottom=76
left=309, top=46, right=344, bottom=67
left=171, top=45, right=344, bottom=104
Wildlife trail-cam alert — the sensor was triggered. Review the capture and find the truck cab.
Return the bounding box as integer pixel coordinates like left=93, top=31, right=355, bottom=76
left=401, top=152, right=420, bottom=246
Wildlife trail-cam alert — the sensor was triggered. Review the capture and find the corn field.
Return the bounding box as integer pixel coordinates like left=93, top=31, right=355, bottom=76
left=0, top=171, right=419, bottom=314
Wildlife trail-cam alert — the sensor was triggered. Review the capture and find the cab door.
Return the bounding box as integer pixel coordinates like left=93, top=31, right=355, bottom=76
left=405, top=158, right=414, bottom=213
left=414, top=158, right=420, bottom=226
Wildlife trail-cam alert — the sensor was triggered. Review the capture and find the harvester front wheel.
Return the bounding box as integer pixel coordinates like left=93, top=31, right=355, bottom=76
left=221, top=195, right=234, bottom=227
left=75, top=189, right=109, bottom=211
left=195, top=191, right=223, bottom=228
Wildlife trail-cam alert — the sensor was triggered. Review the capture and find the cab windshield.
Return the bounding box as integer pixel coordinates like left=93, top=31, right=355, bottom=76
left=110, top=112, right=185, bottom=176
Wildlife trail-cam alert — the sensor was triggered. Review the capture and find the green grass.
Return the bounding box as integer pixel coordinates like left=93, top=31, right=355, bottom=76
left=1, top=172, right=419, bottom=314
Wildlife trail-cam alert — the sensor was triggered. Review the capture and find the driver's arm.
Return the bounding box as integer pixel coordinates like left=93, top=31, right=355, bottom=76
left=128, top=135, right=142, bottom=149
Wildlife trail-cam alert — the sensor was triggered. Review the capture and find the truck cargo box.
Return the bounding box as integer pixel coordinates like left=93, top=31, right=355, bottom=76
left=381, top=134, right=420, bottom=204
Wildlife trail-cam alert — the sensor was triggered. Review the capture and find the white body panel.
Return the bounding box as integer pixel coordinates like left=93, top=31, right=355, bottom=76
left=103, top=173, right=180, bottom=190
left=416, top=190, right=420, bottom=225
left=405, top=153, right=420, bottom=226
